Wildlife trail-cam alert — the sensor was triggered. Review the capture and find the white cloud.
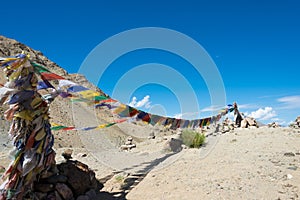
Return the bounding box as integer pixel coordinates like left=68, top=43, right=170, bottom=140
left=173, top=112, right=199, bottom=119
left=277, top=95, right=300, bottom=109
left=248, top=107, right=277, bottom=120
left=201, top=105, right=223, bottom=112
left=173, top=113, right=183, bottom=119
left=129, top=95, right=151, bottom=109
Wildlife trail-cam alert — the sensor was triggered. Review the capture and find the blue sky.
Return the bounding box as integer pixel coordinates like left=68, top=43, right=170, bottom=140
left=1, top=0, right=300, bottom=125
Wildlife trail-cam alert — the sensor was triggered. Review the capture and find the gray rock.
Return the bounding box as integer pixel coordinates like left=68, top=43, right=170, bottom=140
left=77, top=195, right=90, bottom=200
left=57, top=160, right=98, bottom=196
left=55, top=183, right=74, bottom=200
left=55, top=191, right=63, bottom=200
left=62, top=149, right=73, bottom=160
left=42, top=174, right=68, bottom=184
left=284, top=152, right=295, bottom=157
left=86, top=189, right=97, bottom=199
left=127, top=136, right=133, bottom=141
left=34, top=183, right=55, bottom=193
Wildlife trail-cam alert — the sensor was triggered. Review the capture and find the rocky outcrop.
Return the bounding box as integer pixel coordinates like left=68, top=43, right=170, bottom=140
left=290, top=116, right=300, bottom=129
left=240, top=117, right=259, bottom=128
left=268, top=122, right=281, bottom=128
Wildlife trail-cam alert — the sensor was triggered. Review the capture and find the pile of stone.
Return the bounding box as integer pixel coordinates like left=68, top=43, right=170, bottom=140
left=290, top=116, right=300, bottom=129
left=31, top=160, right=99, bottom=200
left=215, top=118, right=235, bottom=134
left=268, top=122, right=281, bottom=128
left=120, top=136, right=136, bottom=150
left=241, top=117, right=258, bottom=128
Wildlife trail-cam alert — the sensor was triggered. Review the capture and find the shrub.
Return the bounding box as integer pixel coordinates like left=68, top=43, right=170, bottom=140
left=181, top=129, right=206, bottom=148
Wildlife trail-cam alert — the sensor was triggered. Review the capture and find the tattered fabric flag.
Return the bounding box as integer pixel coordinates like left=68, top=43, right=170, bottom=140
left=37, top=80, right=54, bottom=90
left=8, top=90, right=34, bottom=104
left=67, top=85, right=89, bottom=93
left=59, top=92, right=72, bottom=98
left=31, top=62, right=51, bottom=73
left=41, top=73, right=65, bottom=80
left=78, top=90, right=101, bottom=98
left=137, top=111, right=151, bottom=123
left=58, top=80, right=77, bottom=88
left=118, top=106, right=139, bottom=118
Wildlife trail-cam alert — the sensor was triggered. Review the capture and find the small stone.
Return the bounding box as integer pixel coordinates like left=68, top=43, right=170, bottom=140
left=77, top=195, right=90, bottom=200
left=125, top=141, right=132, bottom=145
left=34, top=183, right=55, bottom=193
left=181, top=144, right=188, bottom=149
left=148, top=135, right=155, bottom=139
left=127, top=136, right=133, bottom=141
left=34, top=192, right=47, bottom=200
left=46, top=192, right=57, bottom=200
left=62, top=149, right=73, bottom=160
left=77, top=153, right=88, bottom=158
left=42, top=175, right=68, bottom=184
left=86, top=189, right=97, bottom=199
left=121, top=145, right=129, bottom=150
left=127, top=144, right=136, bottom=149
left=286, top=174, right=293, bottom=180
left=55, top=191, right=63, bottom=200
left=287, top=166, right=298, bottom=171
left=284, top=152, right=295, bottom=157
left=55, top=183, right=74, bottom=200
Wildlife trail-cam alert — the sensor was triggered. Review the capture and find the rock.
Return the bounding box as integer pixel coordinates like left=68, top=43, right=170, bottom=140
left=287, top=174, right=293, bottom=179
left=46, top=192, right=57, bottom=200
left=34, top=192, right=48, bottom=200
left=125, top=141, right=132, bottom=145
left=284, top=152, right=295, bottom=157
left=148, top=135, right=155, bottom=139
left=148, top=131, right=155, bottom=139
left=77, top=195, right=90, bottom=200
left=55, top=191, right=63, bottom=200
left=34, top=183, right=55, bottom=193
left=164, top=138, right=183, bottom=152
left=268, top=122, right=280, bottom=128
left=62, top=149, right=73, bottom=160
left=181, top=144, right=188, bottom=149
left=41, top=174, right=68, bottom=184
left=127, top=136, right=133, bottom=142
left=77, top=153, right=87, bottom=158
left=246, top=117, right=256, bottom=126
left=241, top=119, right=248, bottom=128
left=287, top=166, right=297, bottom=171
left=55, top=183, right=74, bottom=200
left=86, top=189, right=97, bottom=199
left=57, top=160, right=98, bottom=196
left=121, top=145, right=129, bottom=150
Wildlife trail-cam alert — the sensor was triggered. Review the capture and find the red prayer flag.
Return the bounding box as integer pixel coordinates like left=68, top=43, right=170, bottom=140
left=41, top=73, right=65, bottom=80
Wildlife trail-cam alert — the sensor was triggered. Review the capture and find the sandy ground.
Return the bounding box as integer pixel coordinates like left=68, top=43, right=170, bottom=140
left=1, top=103, right=300, bottom=200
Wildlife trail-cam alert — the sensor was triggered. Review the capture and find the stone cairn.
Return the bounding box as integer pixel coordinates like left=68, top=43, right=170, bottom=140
left=31, top=152, right=99, bottom=200
left=290, top=116, right=300, bottom=129
left=120, top=136, right=136, bottom=151
left=240, top=117, right=259, bottom=128
left=268, top=122, right=281, bottom=128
